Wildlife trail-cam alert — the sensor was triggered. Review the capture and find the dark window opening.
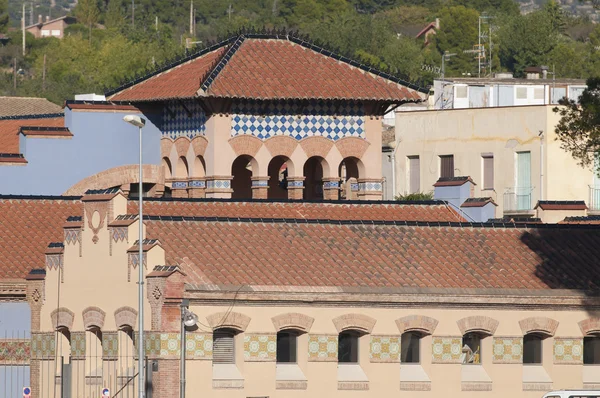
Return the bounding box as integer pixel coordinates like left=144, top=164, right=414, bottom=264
left=338, top=331, right=359, bottom=363
left=401, top=332, right=421, bottom=363
left=584, top=335, right=600, bottom=365
left=523, top=334, right=543, bottom=364
left=277, top=331, right=298, bottom=363
left=440, top=155, right=454, bottom=178
left=462, top=333, right=482, bottom=364
left=213, top=329, right=235, bottom=364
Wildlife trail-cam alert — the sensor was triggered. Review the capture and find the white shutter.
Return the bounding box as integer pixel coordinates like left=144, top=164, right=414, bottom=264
left=213, top=331, right=235, bottom=364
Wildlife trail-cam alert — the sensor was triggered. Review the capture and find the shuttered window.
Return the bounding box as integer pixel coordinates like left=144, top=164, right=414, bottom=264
left=213, top=329, right=235, bottom=364
left=482, top=155, right=494, bottom=190
left=440, top=155, right=454, bottom=178
left=408, top=156, right=420, bottom=194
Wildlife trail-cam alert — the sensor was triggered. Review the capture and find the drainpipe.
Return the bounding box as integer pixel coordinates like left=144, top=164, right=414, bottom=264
left=390, top=139, right=401, bottom=199
left=539, top=131, right=544, bottom=201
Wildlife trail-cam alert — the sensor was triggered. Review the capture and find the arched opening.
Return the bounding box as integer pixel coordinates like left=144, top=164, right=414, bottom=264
left=268, top=156, right=293, bottom=200
left=303, top=156, right=329, bottom=200
left=55, top=327, right=71, bottom=385
left=162, top=157, right=172, bottom=180
left=86, top=327, right=103, bottom=386
left=339, top=157, right=362, bottom=200
left=117, top=326, right=136, bottom=393
left=176, top=156, right=189, bottom=179
left=193, top=156, right=206, bottom=178
left=231, top=155, right=256, bottom=199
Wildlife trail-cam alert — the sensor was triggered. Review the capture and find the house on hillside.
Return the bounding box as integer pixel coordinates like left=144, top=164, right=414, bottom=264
left=397, top=18, right=439, bottom=46
left=25, top=15, right=76, bottom=39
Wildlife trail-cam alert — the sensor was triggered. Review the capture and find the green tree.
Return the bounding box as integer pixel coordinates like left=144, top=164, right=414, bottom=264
left=0, top=0, right=8, bottom=34
left=75, top=0, right=100, bottom=43
left=433, top=6, right=479, bottom=77
left=553, top=77, right=600, bottom=171
left=105, top=0, right=126, bottom=29
left=543, top=0, right=566, bottom=34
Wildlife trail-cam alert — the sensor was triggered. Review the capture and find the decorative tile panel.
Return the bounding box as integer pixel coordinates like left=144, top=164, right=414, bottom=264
left=172, top=180, right=188, bottom=189
left=288, top=180, right=304, bottom=188
left=189, top=180, right=206, bottom=188
left=554, top=338, right=583, bottom=364
left=185, top=333, right=212, bottom=360
left=206, top=180, right=231, bottom=189
left=143, top=332, right=212, bottom=359
left=162, top=100, right=206, bottom=139
left=308, top=334, right=338, bottom=362
left=251, top=179, right=269, bottom=187
left=102, top=332, right=119, bottom=360
left=323, top=180, right=340, bottom=189
left=31, top=332, right=55, bottom=359
left=359, top=181, right=383, bottom=192
left=71, top=332, right=86, bottom=359
left=0, top=340, right=30, bottom=364
left=231, top=101, right=365, bottom=141
left=244, top=334, right=276, bottom=361
left=431, top=337, right=462, bottom=363
left=492, top=337, right=522, bottom=363
left=370, top=336, right=400, bottom=363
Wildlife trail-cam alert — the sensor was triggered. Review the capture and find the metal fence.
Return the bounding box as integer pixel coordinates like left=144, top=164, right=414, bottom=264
left=0, top=330, right=30, bottom=398
left=503, top=186, right=534, bottom=212
left=590, top=186, right=600, bottom=212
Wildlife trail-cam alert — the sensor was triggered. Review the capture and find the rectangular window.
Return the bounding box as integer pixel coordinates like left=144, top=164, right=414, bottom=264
left=41, top=29, right=50, bottom=36
left=516, top=87, right=527, bottom=99
left=516, top=151, right=532, bottom=210
left=482, top=154, right=494, bottom=190
left=408, top=156, right=420, bottom=194
left=338, top=332, right=359, bottom=363
left=213, top=330, right=235, bottom=364
left=401, top=332, right=420, bottom=363
left=523, top=335, right=543, bottom=364
left=455, top=86, right=468, bottom=99
left=462, top=333, right=481, bottom=364
left=51, top=30, right=61, bottom=36
left=276, top=331, right=297, bottom=363
left=533, top=87, right=544, bottom=100
left=584, top=336, right=600, bottom=365
left=440, top=155, right=454, bottom=178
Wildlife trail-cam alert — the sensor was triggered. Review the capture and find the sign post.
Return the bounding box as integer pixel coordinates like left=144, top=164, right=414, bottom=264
left=102, top=388, right=110, bottom=398
left=23, top=387, right=31, bottom=398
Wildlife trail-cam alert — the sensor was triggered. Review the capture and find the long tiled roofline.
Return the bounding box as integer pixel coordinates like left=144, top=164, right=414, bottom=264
left=104, top=30, right=429, bottom=98
left=0, top=112, right=64, bottom=121
left=141, top=197, right=449, bottom=205
left=0, top=194, right=82, bottom=200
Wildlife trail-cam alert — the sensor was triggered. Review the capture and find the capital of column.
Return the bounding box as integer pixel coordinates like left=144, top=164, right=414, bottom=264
left=322, top=177, right=341, bottom=200
left=287, top=177, right=305, bottom=200
left=166, top=178, right=189, bottom=198
left=357, top=178, right=383, bottom=201
left=205, top=176, right=233, bottom=198
left=188, top=177, right=207, bottom=198
left=251, top=176, right=270, bottom=200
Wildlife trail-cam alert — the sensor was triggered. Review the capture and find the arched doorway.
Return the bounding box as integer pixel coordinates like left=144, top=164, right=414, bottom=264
left=268, top=156, right=293, bottom=200
left=232, top=155, right=256, bottom=199
left=339, top=157, right=362, bottom=200
left=303, top=156, right=329, bottom=200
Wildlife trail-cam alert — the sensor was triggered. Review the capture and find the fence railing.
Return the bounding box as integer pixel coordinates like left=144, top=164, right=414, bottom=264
left=590, top=186, right=600, bottom=211
left=503, top=186, right=534, bottom=212
left=0, top=330, right=30, bottom=398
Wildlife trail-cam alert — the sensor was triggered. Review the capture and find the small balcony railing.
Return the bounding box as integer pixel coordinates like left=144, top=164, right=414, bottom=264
left=503, top=186, right=534, bottom=213
left=590, top=186, right=600, bottom=212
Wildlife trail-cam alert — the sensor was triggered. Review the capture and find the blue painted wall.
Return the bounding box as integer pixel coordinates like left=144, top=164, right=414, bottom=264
left=0, top=109, right=162, bottom=195
left=0, top=303, right=31, bottom=398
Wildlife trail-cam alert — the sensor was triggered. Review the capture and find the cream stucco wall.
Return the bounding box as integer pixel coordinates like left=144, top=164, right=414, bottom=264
left=394, top=106, right=595, bottom=218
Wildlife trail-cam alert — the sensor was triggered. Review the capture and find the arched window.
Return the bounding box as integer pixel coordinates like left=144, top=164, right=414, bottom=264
left=523, top=334, right=543, bottom=364
left=584, top=335, right=600, bottom=365
left=277, top=330, right=298, bottom=363
left=213, top=328, right=236, bottom=364
left=401, top=332, right=421, bottom=363
left=462, top=332, right=483, bottom=364
left=338, top=331, right=360, bottom=363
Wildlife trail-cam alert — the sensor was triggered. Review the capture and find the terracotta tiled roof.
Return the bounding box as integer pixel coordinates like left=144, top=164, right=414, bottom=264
left=0, top=97, right=62, bottom=117
left=144, top=218, right=600, bottom=291
left=129, top=199, right=466, bottom=222
left=0, top=115, right=65, bottom=154
left=561, top=215, right=600, bottom=224
left=108, top=34, right=425, bottom=102
left=535, top=200, right=587, bottom=211
left=66, top=102, right=141, bottom=112
left=0, top=197, right=81, bottom=280
left=433, top=176, right=475, bottom=187
left=461, top=197, right=497, bottom=208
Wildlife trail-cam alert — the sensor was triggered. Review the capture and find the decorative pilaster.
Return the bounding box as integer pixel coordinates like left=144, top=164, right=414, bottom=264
left=188, top=178, right=206, bottom=198
left=322, top=178, right=340, bottom=201
left=357, top=178, right=383, bottom=201
left=287, top=177, right=305, bottom=200
left=169, top=178, right=189, bottom=198
left=205, top=176, right=233, bottom=199
left=251, top=176, right=269, bottom=199
left=26, top=271, right=46, bottom=398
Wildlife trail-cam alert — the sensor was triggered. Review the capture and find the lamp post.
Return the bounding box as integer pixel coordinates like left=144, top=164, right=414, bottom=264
left=180, top=300, right=198, bottom=398
left=123, top=114, right=146, bottom=398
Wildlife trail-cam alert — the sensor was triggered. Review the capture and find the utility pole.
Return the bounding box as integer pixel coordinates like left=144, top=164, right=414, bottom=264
left=441, top=51, right=456, bottom=109
left=227, top=4, right=233, bottom=21
left=272, top=0, right=277, bottom=16
left=29, top=3, right=33, bottom=27
left=13, top=58, right=17, bottom=91
left=155, top=16, right=158, bottom=30
left=131, top=0, right=135, bottom=28
left=478, top=16, right=481, bottom=78
left=42, top=54, right=46, bottom=92
left=189, top=1, right=193, bottom=35
left=22, top=3, right=26, bottom=56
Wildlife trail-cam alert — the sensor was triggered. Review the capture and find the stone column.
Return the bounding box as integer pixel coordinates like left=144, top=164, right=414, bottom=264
left=169, top=179, right=189, bottom=198
left=287, top=177, right=305, bottom=200
left=205, top=176, right=233, bottom=199
left=188, top=178, right=206, bottom=198
left=26, top=273, right=45, bottom=398
left=323, top=178, right=340, bottom=201
left=251, top=176, right=269, bottom=200
left=358, top=178, right=383, bottom=201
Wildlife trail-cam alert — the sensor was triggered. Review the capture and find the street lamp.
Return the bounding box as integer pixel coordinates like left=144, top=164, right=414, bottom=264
left=180, top=300, right=198, bottom=398
left=123, top=114, right=146, bottom=398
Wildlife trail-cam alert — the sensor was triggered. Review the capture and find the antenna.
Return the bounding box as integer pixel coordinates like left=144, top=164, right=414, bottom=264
left=189, top=1, right=193, bottom=35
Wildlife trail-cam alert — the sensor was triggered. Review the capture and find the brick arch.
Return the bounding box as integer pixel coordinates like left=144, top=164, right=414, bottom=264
left=264, top=136, right=298, bottom=158
left=579, top=318, right=600, bottom=336
left=457, top=316, right=499, bottom=336
left=299, top=136, right=334, bottom=158
left=174, top=137, right=191, bottom=158
left=114, top=306, right=138, bottom=330
left=160, top=138, right=174, bottom=159
left=228, top=135, right=263, bottom=158
left=191, top=136, right=208, bottom=157
left=335, top=137, right=370, bottom=159
left=396, top=315, right=438, bottom=335
left=82, top=306, right=106, bottom=330
left=271, top=313, right=314, bottom=333
left=332, top=313, right=376, bottom=334
left=51, top=307, right=75, bottom=331
left=63, top=165, right=165, bottom=195
left=206, top=311, right=250, bottom=332
left=520, top=317, right=559, bottom=337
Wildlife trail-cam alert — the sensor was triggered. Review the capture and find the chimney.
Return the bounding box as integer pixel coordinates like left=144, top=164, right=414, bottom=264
left=541, top=65, right=549, bottom=79
left=45, top=16, right=49, bottom=22
left=535, top=200, right=588, bottom=223
left=433, top=176, right=476, bottom=211
left=38, top=14, right=42, bottom=24
left=435, top=18, right=440, bottom=29
left=460, top=198, right=498, bottom=222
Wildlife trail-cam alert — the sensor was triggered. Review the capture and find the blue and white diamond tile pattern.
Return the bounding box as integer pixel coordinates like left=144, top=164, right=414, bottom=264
left=323, top=181, right=340, bottom=189
left=161, top=100, right=206, bottom=139
left=206, top=180, right=231, bottom=190
left=172, top=180, right=188, bottom=189
left=251, top=179, right=269, bottom=187
left=231, top=102, right=365, bottom=141
left=359, top=182, right=383, bottom=192
left=288, top=180, right=304, bottom=188
left=350, top=183, right=360, bottom=192
left=189, top=180, right=206, bottom=188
